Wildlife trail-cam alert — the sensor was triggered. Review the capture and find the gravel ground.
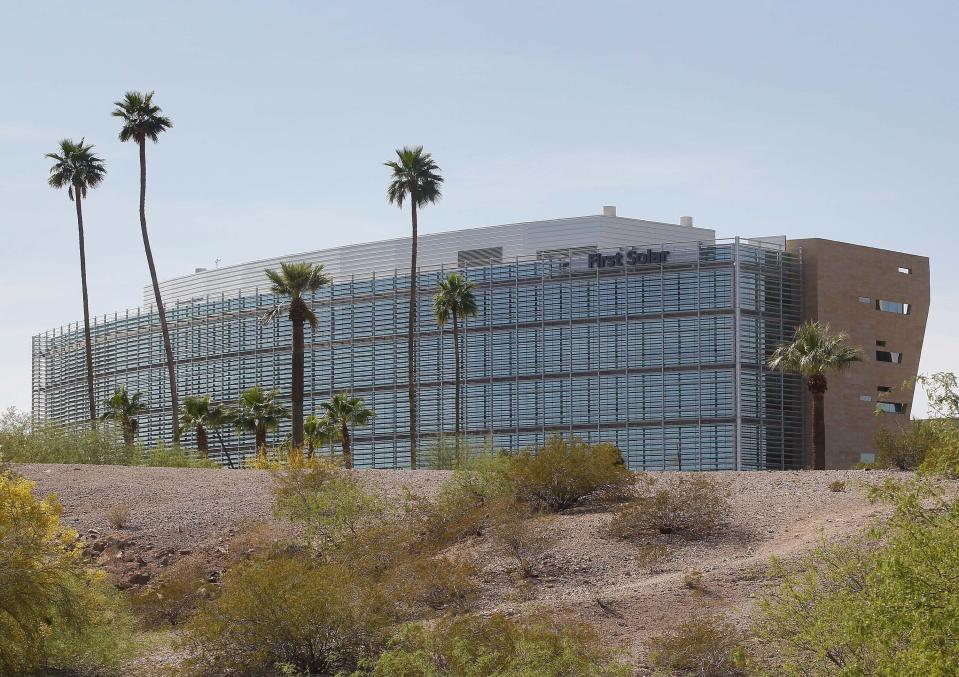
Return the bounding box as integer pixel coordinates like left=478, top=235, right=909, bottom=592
left=14, top=463, right=926, bottom=671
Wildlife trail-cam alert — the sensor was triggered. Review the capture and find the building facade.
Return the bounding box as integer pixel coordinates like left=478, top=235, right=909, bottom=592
left=786, top=239, right=930, bottom=468
left=32, top=210, right=924, bottom=470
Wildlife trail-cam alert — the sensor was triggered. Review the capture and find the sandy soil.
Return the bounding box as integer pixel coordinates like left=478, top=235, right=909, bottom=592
left=15, top=463, right=917, bottom=672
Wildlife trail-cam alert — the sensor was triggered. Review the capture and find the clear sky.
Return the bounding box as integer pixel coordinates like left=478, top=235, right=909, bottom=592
left=1, top=1, right=955, bottom=414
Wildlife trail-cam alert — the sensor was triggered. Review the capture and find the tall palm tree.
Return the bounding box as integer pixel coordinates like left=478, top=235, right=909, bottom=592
left=100, top=386, right=146, bottom=447
left=385, top=146, right=443, bottom=469
left=304, top=413, right=339, bottom=460
left=263, top=262, right=330, bottom=450
left=111, top=91, right=178, bottom=443
left=46, top=138, right=106, bottom=428
left=233, top=386, right=290, bottom=458
left=320, top=392, right=374, bottom=469
left=433, top=272, right=478, bottom=441
left=769, top=321, right=862, bottom=470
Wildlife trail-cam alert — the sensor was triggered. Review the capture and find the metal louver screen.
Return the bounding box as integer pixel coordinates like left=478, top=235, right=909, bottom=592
left=536, top=245, right=597, bottom=260
left=458, top=247, right=503, bottom=267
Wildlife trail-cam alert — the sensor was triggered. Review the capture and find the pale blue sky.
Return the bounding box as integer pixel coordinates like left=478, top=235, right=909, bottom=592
left=1, top=1, right=956, bottom=413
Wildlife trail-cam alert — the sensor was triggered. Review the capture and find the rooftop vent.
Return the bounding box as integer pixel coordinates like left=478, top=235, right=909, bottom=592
left=680, top=216, right=694, bottom=227
left=602, top=205, right=617, bottom=217
left=194, top=267, right=207, bottom=273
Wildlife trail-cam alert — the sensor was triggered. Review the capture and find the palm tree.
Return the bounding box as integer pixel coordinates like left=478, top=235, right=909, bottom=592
left=769, top=321, right=862, bottom=470
left=320, top=392, right=374, bottom=469
left=205, top=402, right=237, bottom=469
left=111, top=91, right=179, bottom=443
left=385, top=146, right=443, bottom=469
left=304, top=413, right=339, bottom=460
left=233, top=386, right=290, bottom=459
left=100, top=386, right=146, bottom=447
left=179, top=394, right=217, bottom=458
left=46, top=138, right=106, bottom=429
left=263, top=262, right=330, bottom=450
left=433, top=272, right=478, bottom=441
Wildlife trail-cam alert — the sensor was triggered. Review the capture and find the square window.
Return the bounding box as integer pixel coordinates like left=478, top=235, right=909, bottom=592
left=860, top=452, right=876, bottom=464
left=877, top=385, right=893, bottom=392
left=859, top=394, right=873, bottom=402
left=876, top=340, right=886, bottom=347
left=898, top=266, right=912, bottom=274
left=858, top=296, right=871, bottom=304
left=876, top=401, right=906, bottom=414
left=876, top=350, right=903, bottom=363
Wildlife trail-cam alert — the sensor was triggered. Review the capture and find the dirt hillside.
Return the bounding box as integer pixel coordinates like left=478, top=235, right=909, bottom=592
left=16, top=463, right=912, bottom=671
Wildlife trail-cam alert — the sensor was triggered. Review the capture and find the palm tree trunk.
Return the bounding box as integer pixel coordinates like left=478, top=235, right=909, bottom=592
left=811, top=389, right=826, bottom=470
left=123, top=421, right=134, bottom=448
left=214, top=429, right=235, bottom=469
left=306, top=439, right=314, bottom=460
left=74, top=187, right=97, bottom=428
left=195, top=424, right=209, bottom=457
left=452, top=310, right=461, bottom=440
left=137, top=139, right=180, bottom=444
left=291, top=316, right=305, bottom=449
left=256, top=425, right=267, bottom=453
left=342, top=421, right=352, bottom=469
left=407, top=194, right=418, bottom=469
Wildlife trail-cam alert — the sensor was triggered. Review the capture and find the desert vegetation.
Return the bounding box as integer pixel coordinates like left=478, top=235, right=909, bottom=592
left=6, top=401, right=959, bottom=674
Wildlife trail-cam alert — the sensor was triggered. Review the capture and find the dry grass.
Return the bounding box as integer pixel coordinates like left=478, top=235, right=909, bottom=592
left=105, top=503, right=131, bottom=530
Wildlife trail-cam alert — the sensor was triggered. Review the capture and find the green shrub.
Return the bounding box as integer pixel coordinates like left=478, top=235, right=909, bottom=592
left=491, top=505, right=554, bottom=578
left=756, top=477, right=959, bottom=674
left=609, top=475, right=730, bottom=540
left=648, top=615, right=746, bottom=676
left=140, top=443, right=219, bottom=468
left=273, top=459, right=384, bottom=550
left=131, top=558, right=211, bottom=628
left=0, top=468, right=135, bottom=675
left=0, top=408, right=218, bottom=468
left=509, top=436, right=633, bottom=511
left=873, top=420, right=943, bottom=470
left=184, top=554, right=391, bottom=675
left=367, top=613, right=631, bottom=676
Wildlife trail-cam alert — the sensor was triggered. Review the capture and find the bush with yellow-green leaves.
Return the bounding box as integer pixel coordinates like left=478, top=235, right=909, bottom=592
left=0, top=467, right=134, bottom=675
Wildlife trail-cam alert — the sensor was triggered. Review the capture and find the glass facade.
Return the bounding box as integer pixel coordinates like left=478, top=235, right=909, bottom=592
left=32, top=238, right=804, bottom=470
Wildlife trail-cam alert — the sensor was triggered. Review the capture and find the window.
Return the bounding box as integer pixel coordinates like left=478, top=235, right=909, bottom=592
left=876, top=351, right=903, bottom=363
left=859, top=394, right=873, bottom=402
left=860, top=452, right=876, bottom=464
left=858, top=296, right=871, bottom=304
left=876, top=340, right=886, bottom=347
left=898, top=266, right=912, bottom=275
left=876, top=402, right=906, bottom=414
left=876, top=299, right=910, bottom=314
left=877, top=385, right=893, bottom=392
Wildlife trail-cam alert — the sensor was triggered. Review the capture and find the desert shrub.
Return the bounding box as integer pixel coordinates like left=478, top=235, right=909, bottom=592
left=106, top=502, right=131, bottom=529
left=757, top=477, right=959, bottom=675
left=491, top=505, right=554, bottom=578
left=185, top=554, right=391, bottom=675
left=273, top=459, right=384, bottom=549
left=140, top=443, right=219, bottom=468
left=367, top=612, right=631, bottom=676
left=635, top=543, right=670, bottom=574
left=873, top=420, right=943, bottom=470
left=0, top=408, right=137, bottom=465
left=828, top=479, right=846, bottom=493
left=0, top=468, right=134, bottom=675
left=682, top=569, right=706, bottom=593
left=509, top=436, right=633, bottom=512
left=609, top=474, right=730, bottom=540
left=131, top=558, right=211, bottom=628
left=648, top=616, right=746, bottom=676
left=405, top=454, right=515, bottom=551
left=0, top=409, right=218, bottom=468
left=384, top=555, right=480, bottom=616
